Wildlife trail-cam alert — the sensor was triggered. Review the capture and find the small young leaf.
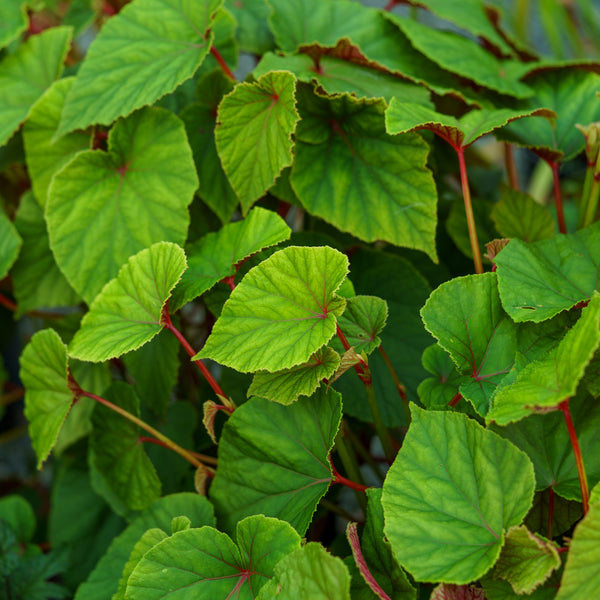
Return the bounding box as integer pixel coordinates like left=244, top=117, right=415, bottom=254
left=0, top=208, right=22, bottom=280
left=430, top=584, right=486, bottom=600
left=69, top=242, right=187, bottom=362
left=337, top=296, right=388, bottom=355
left=215, top=70, right=299, bottom=213
left=195, top=245, right=348, bottom=373
left=382, top=405, right=535, bottom=583
left=417, top=344, right=462, bottom=410
left=210, top=389, right=341, bottom=535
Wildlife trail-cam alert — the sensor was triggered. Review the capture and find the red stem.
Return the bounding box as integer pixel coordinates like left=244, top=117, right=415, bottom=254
left=210, top=46, right=236, bottom=81
left=549, top=161, right=567, bottom=234
left=329, top=457, right=368, bottom=493
left=449, top=392, right=462, bottom=407
left=0, top=293, right=17, bottom=311
left=383, top=0, right=399, bottom=10
left=559, top=399, right=589, bottom=514
left=504, top=143, right=520, bottom=190
left=547, top=485, right=555, bottom=539
left=336, top=325, right=369, bottom=382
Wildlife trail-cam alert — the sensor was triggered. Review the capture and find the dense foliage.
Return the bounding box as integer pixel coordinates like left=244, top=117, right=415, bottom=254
left=1, top=0, right=600, bottom=598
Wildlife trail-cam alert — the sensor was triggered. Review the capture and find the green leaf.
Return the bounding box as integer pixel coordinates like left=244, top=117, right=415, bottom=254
left=20, top=329, right=75, bottom=468
left=11, top=192, right=79, bottom=316
left=495, top=223, right=600, bottom=323
left=0, top=0, right=28, bottom=50
left=259, top=542, right=351, bottom=600
left=0, top=26, right=71, bottom=146
left=497, top=67, right=600, bottom=162
left=196, top=245, right=348, bottom=373
left=592, top=481, right=600, bottom=507
left=0, top=496, right=35, bottom=543
left=491, top=188, right=555, bottom=243
left=291, top=86, right=438, bottom=261
left=421, top=273, right=517, bottom=416
left=171, top=206, right=290, bottom=311
left=494, top=525, right=560, bottom=595
left=180, top=71, right=237, bottom=223
left=74, top=493, right=215, bottom=600
left=125, top=515, right=301, bottom=599
left=385, top=100, right=553, bottom=149
left=487, top=295, right=600, bottom=426
left=215, top=70, right=299, bottom=213
left=225, top=0, right=274, bottom=54
left=210, top=389, right=341, bottom=535
left=417, top=344, right=462, bottom=410
left=337, top=296, right=388, bottom=355
left=555, top=501, right=600, bottom=599
left=0, top=208, right=22, bottom=280
left=90, top=382, right=161, bottom=511
left=56, top=0, right=222, bottom=135
left=248, top=347, right=340, bottom=404
left=382, top=405, right=535, bottom=583
left=22, top=77, right=90, bottom=208
left=525, top=492, right=582, bottom=539
left=47, top=107, right=197, bottom=304
left=69, top=242, right=186, bottom=362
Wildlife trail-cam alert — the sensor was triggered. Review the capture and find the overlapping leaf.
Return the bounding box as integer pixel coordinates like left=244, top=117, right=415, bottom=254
left=225, top=0, right=274, bottom=54
left=69, top=242, right=187, bottom=362
left=57, top=0, right=222, bottom=135
left=382, top=406, right=535, bottom=583
left=47, top=107, right=197, bottom=304
left=291, top=86, right=438, bottom=261
left=125, top=515, right=301, bottom=599
left=171, top=207, right=290, bottom=311
left=336, top=296, right=388, bottom=355
left=195, top=245, right=348, bottom=373
left=210, top=389, right=341, bottom=535
left=215, top=70, right=299, bottom=213
left=0, top=26, right=71, bottom=146
left=417, top=344, right=462, bottom=410
left=495, top=222, right=600, bottom=322
left=0, top=209, right=21, bottom=280
left=487, top=295, right=600, bottom=426
left=0, top=0, right=28, bottom=50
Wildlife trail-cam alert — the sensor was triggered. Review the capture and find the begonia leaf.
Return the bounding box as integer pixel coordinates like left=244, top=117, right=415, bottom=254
left=210, top=389, right=341, bottom=535
left=125, top=515, right=301, bottom=599
left=171, top=206, right=290, bottom=311
left=0, top=495, right=35, bottom=543
left=0, top=208, right=21, bottom=280
left=90, top=383, right=161, bottom=511
left=195, top=245, right=348, bottom=373
left=0, top=0, right=28, bottom=50
left=417, top=344, right=462, bottom=410
left=0, top=26, right=71, bottom=146
left=430, top=584, right=486, bottom=600
left=336, top=296, right=388, bottom=355
left=382, top=405, right=535, bottom=583
left=57, top=0, right=222, bottom=135
left=215, top=70, right=299, bottom=213
left=47, top=106, right=197, bottom=304
left=68, top=242, right=187, bottom=362
left=248, top=347, right=340, bottom=404
left=495, top=223, right=600, bottom=322
left=291, top=86, right=438, bottom=261
left=225, top=0, right=274, bottom=55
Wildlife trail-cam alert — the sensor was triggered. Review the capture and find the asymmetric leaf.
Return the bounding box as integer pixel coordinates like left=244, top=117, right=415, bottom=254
left=195, top=245, right=348, bottom=373
left=421, top=273, right=517, bottom=415
left=22, top=77, right=90, bottom=208
left=0, top=0, right=28, bottom=50
left=291, top=87, right=438, bottom=260
left=0, top=26, right=71, bottom=146
left=417, top=344, right=462, bottom=410
left=69, top=242, right=187, bottom=362
left=495, top=223, right=600, bottom=322
left=47, top=107, right=197, bottom=304
left=171, top=207, right=290, bottom=311
left=0, top=209, right=21, bottom=280
left=57, top=0, right=222, bottom=135
left=487, top=295, right=600, bottom=426
left=210, top=390, right=341, bottom=535
left=337, top=295, right=388, bottom=355
left=382, top=406, right=535, bottom=583
left=248, top=347, right=340, bottom=404
left=215, top=70, right=299, bottom=213
left=20, top=329, right=74, bottom=468
left=125, top=515, right=301, bottom=599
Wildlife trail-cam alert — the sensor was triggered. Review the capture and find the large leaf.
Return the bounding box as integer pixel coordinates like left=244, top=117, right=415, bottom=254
left=90, top=383, right=161, bottom=511
left=382, top=406, right=535, bottom=583
left=420, top=273, right=517, bottom=416
left=56, top=0, right=222, bottom=135
left=210, top=389, right=341, bottom=535
left=74, top=493, right=215, bottom=600
left=171, top=206, right=290, bottom=311
left=20, top=329, right=74, bottom=468
left=0, top=0, right=28, bottom=50
left=215, top=70, right=299, bottom=213
left=125, top=515, right=301, bottom=599
left=47, top=106, right=197, bottom=304
left=486, top=295, right=600, bottom=426
left=291, top=86, right=438, bottom=260
left=22, top=77, right=90, bottom=208
left=68, top=242, right=187, bottom=362
left=0, top=208, right=21, bottom=280
left=495, top=222, right=600, bottom=323
left=0, top=26, right=71, bottom=146
left=195, top=245, right=348, bottom=373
